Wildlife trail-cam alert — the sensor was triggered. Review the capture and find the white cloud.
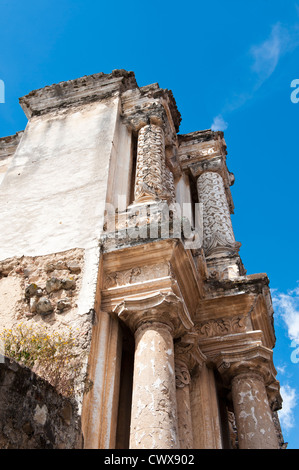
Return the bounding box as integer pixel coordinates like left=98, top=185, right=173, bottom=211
left=250, top=21, right=299, bottom=87
left=278, top=384, right=297, bottom=431
left=272, top=283, right=299, bottom=344
left=276, top=364, right=287, bottom=375
left=211, top=17, right=299, bottom=129
left=210, top=114, right=228, bottom=131
left=250, top=23, right=288, bottom=83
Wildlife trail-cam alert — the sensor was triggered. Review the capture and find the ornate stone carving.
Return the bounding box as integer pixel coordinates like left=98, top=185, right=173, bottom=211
left=164, top=166, right=176, bottom=203
left=175, top=361, right=191, bottom=388
left=174, top=331, right=206, bottom=388
left=195, top=315, right=247, bottom=338
left=103, top=263, right=170, bottom=289
left=134, top=124, right=166, bottom=202
left=134, top=123, right=175, bottom=204
left=197, top=171, right=239, bottom=257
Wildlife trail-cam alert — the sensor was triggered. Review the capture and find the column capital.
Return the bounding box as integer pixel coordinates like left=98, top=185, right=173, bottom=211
left=213, top=344, right=277, bottom=387
left=188, top=156, right=234, bottom=186
left=113, top=291, right=194, bottom=338
left=123, top=103, right=168, bottom=133
left=174, top=331, right=207, bottom=387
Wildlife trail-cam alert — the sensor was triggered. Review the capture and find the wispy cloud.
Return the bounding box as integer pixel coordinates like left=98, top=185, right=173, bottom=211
left=250, top=23, right=296, bottom=86
left=272, top=283, right=299, bottom=344
left=251, top=24, right=286, bottom=81
left=272, top=284, right=299, bottom=434
left=279, top=384, right=297, bottom=431
left=276, top=364, right=287, bottom=375
left=210, top=13, right=299, bottom=131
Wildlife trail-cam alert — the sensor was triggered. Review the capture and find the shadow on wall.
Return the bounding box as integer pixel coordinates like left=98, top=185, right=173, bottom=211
left=0, top=357, right=83, bottom=449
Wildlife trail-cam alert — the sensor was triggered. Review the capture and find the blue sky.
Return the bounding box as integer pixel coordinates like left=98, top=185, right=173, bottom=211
left=0, top=0, right=298, bottom=449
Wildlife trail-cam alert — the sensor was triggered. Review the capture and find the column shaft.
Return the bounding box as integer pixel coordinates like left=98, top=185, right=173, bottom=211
left=129, top=321, right=179, bottom=449
left=134, top=124, right=165, bottom=202
left=231, top=372, right=279, bottom=449
left=196, top=171, right=235, bottom=255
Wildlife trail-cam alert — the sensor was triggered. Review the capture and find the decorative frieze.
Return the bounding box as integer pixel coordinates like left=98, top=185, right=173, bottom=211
left=103, top=263, right=169, bottom=289
left=195, top=315, right=247, bottom=338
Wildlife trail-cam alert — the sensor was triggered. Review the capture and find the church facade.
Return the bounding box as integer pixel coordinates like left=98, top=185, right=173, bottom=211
left=0, top=70, right=284, bottom=449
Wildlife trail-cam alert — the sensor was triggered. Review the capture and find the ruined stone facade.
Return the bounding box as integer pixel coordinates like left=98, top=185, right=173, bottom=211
left=0, top=70, right=284, bottom=449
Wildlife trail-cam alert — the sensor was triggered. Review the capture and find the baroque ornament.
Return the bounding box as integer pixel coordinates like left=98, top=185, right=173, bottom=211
left=195, top=315, right=247, bottom=338
left=197, top=171, right=237, bottom=256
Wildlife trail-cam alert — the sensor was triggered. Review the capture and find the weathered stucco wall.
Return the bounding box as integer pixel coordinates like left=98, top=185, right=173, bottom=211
left=0, top=93, right=128, bottom=420
left=0, top=97, right=120, bottom=261
left=0, top=249, right=94, bottom=406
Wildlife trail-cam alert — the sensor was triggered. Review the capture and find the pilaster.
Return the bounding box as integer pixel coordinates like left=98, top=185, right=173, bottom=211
left=174, top=332, right=206, bottom=448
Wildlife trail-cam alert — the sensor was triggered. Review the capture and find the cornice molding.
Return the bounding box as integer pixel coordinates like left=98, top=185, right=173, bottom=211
left=101, top=239, right=205, bottom=320
left=19, top=70, right=138, bottom=118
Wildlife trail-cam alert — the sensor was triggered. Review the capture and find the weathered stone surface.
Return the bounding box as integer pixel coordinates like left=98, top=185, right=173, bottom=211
left=0, top=358, right=82, bottom=449
left=56, top=299, right=71, bottom=312
left=35, top=297, right=54, bottom=315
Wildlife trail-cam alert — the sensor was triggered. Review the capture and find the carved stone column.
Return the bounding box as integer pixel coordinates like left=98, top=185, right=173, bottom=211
left=231, top=371, right=278, bottom=449
left=215, top=345, right=280, bottom=449
left=131, top=320, right=178, bottom=448
left=134, top=124, right=166, bottom=203
left=114, top=291, right=193, bottom=449
left=174, top=333, right=206, bottom=449
left=196, top=171, right=239, bottom=258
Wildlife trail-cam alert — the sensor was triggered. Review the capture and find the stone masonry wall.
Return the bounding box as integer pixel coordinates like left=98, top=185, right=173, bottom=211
left=0, top=357, right=82, bottom=449
left=0, top=248, right=94, bottom=404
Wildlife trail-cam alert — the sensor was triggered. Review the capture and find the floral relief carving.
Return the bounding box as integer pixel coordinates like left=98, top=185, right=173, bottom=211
left=103, top=263, right=170, bottom=289
left=195, top=315, right=247, bottom=338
